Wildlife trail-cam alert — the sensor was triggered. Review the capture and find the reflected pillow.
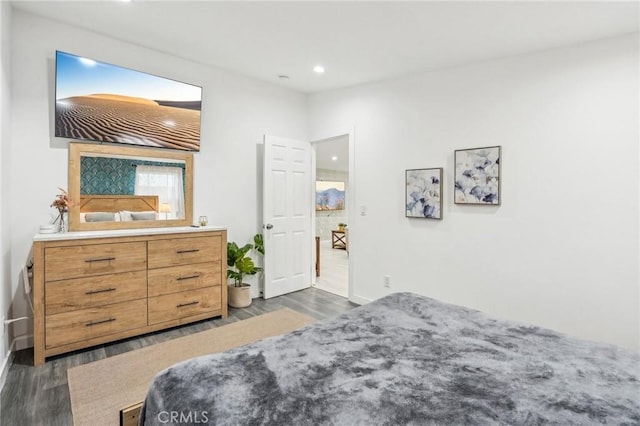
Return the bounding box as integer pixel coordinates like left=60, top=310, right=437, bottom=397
left=80, top=212, right=121, bottom=222
left=85, top=212, right=116, bottom=222
left=130, top=211, right=157, bottom=221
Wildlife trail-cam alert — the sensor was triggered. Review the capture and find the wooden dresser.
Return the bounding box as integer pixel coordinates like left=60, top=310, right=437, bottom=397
left=32, top=227, right=227, bottom=365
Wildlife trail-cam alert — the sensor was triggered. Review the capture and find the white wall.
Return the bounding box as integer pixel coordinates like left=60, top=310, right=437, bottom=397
left=0, top=0, right=13, bottom=379
left=5, top=10, right=638, bottom=357
left=309, top=34, right=639, bottom=351
left=8, top=10, right=308, bottom=348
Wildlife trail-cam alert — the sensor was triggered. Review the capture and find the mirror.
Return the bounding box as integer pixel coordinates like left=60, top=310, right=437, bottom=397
left=68, top=143, right=193, bottom=231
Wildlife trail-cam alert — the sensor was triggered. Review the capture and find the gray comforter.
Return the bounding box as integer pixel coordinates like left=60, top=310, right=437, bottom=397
left=140, top=292, right=640, bottom=425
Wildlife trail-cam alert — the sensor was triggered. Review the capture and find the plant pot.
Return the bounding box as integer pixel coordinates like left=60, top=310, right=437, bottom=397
left=228, top=284, right=252, bottom=308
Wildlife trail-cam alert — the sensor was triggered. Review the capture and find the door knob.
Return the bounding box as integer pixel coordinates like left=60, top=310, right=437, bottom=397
left=265, top=224, right=274, bottom=230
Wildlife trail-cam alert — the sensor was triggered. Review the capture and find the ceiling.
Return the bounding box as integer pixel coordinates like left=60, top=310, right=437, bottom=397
left=315, top=135, right=349, bottom=173
left=10, top=1, right=639, bottom=94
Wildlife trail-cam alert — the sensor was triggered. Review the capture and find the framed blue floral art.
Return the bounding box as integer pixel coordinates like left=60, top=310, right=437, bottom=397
left=454, top=146, right=501, bottom=205
left=406, top=168, right=442, bottom=219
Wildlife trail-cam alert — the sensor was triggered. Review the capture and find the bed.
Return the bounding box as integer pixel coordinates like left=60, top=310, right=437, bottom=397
left=139, top=292, right=639, bottom=425
left=79, top=194, right=159, bottom=222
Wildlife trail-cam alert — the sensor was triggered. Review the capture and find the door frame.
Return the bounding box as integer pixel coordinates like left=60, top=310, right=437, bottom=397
left=310, top=127, right=356, bottom=303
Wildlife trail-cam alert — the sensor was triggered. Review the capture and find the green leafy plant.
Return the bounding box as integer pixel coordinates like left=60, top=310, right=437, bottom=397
left=227, top=233, right=264, bottom=287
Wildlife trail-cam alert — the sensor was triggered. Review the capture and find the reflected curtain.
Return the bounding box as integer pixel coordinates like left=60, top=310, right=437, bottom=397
left=134, top=165, right=185, bottom=219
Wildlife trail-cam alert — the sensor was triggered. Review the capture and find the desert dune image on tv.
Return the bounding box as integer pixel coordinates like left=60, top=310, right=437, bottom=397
left=55, top=51, right=202, bottom=151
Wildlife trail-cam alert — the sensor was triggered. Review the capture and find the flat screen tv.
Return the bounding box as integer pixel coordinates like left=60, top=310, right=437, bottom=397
left=55, top=50, right=202, bottom=152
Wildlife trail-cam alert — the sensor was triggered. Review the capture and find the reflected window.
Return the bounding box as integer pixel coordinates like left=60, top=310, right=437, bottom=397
left=134, top=165, right=185, bottom=220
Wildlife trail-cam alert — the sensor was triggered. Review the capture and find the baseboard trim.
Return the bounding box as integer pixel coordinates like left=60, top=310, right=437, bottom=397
left=349, top=294, right=372, bottom=305
left=0, top=339, right=17, bottom=393
left=13, top=334, right=33, bottom=351
left=0, top=333, right=34, bottom=393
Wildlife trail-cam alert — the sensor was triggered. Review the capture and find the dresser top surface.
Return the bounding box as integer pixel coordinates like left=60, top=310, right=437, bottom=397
left=33, top=225, right=226, bottom=242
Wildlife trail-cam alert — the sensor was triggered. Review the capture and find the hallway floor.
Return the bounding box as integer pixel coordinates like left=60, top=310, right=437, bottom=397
left=314, top=240, right=348, bottom=298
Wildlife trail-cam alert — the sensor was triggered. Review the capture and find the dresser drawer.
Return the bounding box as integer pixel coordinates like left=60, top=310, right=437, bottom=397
left=45, top=270, right=147, bottom=315
left=148, top=262, right=221, bottom=297
left=148, top=286, right=222, bottom=325
left=45, top=299, right=147, bottom=348
left=45, top=242, right=147, bottom=281
left=148, top=235, right=221, bottom=269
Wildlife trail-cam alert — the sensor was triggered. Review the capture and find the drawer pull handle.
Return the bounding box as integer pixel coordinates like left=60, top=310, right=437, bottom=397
left=85, top=317, right=116, bottom=327
left=85, top=287, right=116, bottom=295
left=177, top=274, right=200, bottom=281
left=176, top=249, right=200, bottom=254
left=85, top=257, right=116, bottom=263
left=177, top=301, right=199, bottom=308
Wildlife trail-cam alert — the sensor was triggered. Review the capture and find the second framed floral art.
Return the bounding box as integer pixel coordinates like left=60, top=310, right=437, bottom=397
left=454, top=146, right=501, bottom=205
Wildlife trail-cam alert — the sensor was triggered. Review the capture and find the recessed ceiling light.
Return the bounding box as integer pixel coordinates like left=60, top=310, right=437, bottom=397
left=313, top=65, right=325, bottom=74
left=331, top=156, right=338, bottom=161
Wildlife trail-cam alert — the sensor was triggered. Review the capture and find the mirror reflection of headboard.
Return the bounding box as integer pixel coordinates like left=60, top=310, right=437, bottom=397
left=79, top=194, right=159, bottom=212
left=68, top=143, right=193, bottom=231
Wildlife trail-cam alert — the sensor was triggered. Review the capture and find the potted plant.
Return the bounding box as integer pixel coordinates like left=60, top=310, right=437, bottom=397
left=338, top=223, right=347, bottom=232
left=227, top=233, right=264, bottom=308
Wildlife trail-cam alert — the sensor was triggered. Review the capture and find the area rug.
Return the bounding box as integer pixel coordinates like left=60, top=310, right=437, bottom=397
left=67, top=308, right=315, bottom=426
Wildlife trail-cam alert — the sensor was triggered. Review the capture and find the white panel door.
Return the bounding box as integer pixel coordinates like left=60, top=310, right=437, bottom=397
left=263, top=135, right=312, bottom=299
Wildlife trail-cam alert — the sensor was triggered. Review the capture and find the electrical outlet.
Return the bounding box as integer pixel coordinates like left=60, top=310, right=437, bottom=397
left=383, top=275, right=391, bottom=288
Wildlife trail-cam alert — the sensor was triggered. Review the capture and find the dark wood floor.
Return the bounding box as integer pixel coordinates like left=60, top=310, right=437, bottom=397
left=1, top=288, right=355, bottom=426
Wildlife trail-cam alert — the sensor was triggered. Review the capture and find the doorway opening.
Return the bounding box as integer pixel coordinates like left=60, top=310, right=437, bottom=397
left=312, top=135, right=350, bottom=298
